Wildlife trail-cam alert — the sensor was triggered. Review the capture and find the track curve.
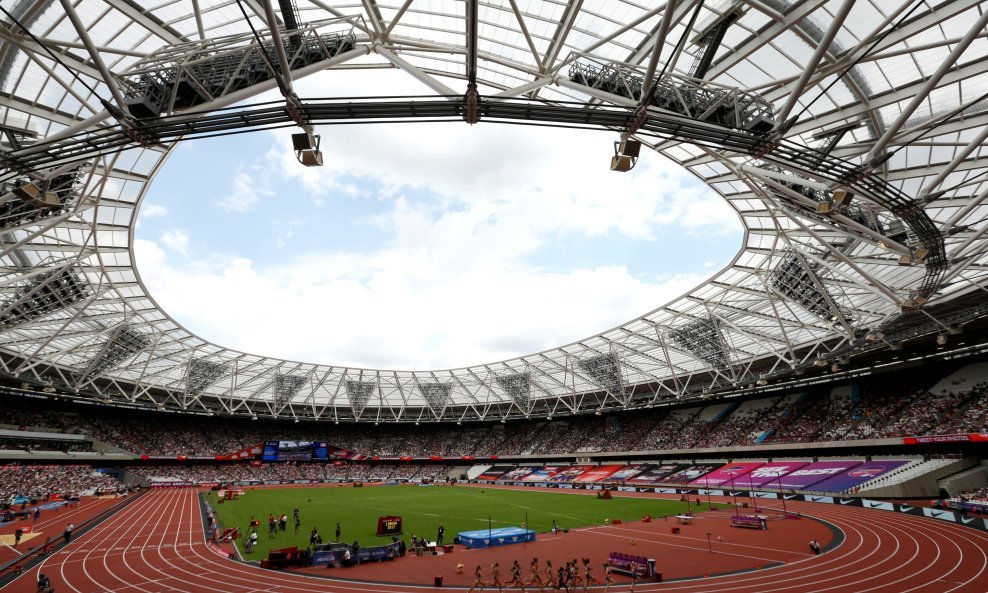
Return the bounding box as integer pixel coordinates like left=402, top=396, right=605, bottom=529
left=6, top=489, right=987, bottom=593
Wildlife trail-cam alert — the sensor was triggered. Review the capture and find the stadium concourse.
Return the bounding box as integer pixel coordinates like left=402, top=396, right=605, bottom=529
left=3, top=0, right=988, bottom=591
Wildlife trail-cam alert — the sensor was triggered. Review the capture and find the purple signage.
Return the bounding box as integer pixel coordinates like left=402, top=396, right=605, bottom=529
left=660, top=464, right=724, bottom=485
left=628, top=464, right=688, bottom=483
left=732, top=461, right=810, bottom=488
left=688, top=462, right=764, bottom=487
left=776, top=461, right=862, bottom=489
left=809, top=460, right=910, bottom=493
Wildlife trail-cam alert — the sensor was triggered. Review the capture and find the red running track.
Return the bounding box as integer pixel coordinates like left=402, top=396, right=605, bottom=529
left=4, top=488, right=987, bottom=593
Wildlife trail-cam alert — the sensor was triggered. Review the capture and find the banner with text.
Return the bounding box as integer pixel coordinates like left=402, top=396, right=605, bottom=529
left=775, top=460, right=862, bottom=490
left=808, top=460, right=909, bottom=492
left=687, top=462, right=763, bottom=487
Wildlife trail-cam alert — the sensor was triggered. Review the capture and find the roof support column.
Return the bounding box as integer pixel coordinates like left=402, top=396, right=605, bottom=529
left=375, top=45, right=458, bottom=97
left=260, top=0, right=296, bottom=95
left=57, top=0, right=128, bottom=109
left=774, top=0, right=854, bottom=123
left=868, top=8, right=988, bottom=160
left=191, top=0, right=207, bottom=39
left=639, top=0, right=679, bottom=98
left=919, top=125, right=988, bottom=200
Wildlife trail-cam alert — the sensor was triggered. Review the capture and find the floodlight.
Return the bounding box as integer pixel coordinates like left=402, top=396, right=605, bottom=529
left=291, top=132, right=317, bottom=151
left=899, top=247, right=929, bottom=266
left=299, top=150, right=324, bottom=167
left=816, top=190, right=854, bottom=215
left=291, top=132, right=323, bottom=167
left=610, top=139, right=642, bottom=172
left=901, top=296, right=927, bottom=310
left=11, top=182, right=59, bottom=208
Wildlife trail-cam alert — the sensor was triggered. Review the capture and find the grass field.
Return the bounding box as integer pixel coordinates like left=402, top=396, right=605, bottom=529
left=207, top=485, right=705, bottom=558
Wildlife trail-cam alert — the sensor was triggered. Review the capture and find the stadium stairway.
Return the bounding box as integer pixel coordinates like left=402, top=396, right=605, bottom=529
left=857, top=458, right=978, bottom=498
left=938, top=460, right=988, bottom=497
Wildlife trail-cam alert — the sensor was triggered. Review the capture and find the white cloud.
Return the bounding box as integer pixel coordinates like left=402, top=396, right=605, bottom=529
left=140, top=203, right=169, bottom=219
left=160, top=229, right=191, bottom=257
left=134, top=67, right=740, bottom=370
left=135, top=237, right=714, bottom=369
left=217, top=170, right=274, bottom=213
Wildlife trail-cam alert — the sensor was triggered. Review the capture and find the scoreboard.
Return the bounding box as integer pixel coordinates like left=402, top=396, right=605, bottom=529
left=262, top=441, right=329, bottom=462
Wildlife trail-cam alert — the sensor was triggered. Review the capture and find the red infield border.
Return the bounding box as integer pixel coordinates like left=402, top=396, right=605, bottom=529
left=3, top=486, right=987, bottom=593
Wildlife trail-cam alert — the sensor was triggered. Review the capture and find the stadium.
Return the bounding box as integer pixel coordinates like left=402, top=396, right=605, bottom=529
left=0, top=0, right=987, bottom=592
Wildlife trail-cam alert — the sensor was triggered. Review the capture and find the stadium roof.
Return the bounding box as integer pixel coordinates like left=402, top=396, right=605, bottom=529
left=1, top=0, right=987, bottom=422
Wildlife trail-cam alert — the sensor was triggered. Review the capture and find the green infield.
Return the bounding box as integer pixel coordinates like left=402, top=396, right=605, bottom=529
left=206, top=485, right=714, bottom=559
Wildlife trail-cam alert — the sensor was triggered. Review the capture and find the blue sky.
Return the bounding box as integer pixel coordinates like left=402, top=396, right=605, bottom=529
left=133, top=69, right=741, bottom=370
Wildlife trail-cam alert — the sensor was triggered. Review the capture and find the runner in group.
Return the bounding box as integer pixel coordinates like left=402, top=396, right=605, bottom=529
left=582, top=559, right=598, bottom=591
left=491, top=561, right=504, bottom=593
left=545, top=560, right=557, bottom=590
left=469, top=565, right=485, bottom=593
left=528, top=558, right=544, bottom=592
left=508, top=559, right=526, bottom=591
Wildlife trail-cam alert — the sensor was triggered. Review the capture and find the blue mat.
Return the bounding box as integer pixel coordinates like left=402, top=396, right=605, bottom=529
left=457, top=527, right=535, bottom=549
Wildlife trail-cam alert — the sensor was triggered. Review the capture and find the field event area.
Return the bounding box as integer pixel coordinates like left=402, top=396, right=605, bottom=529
left=208, top=484, right=697, bottom=559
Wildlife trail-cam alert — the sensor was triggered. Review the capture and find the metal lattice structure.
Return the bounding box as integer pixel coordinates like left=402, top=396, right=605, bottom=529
left=345, top=379, right=377, bottom=416
left=576, top=352, right=625, bottom=401
left=274, top=372, right=308, bottom=409
left=0, top=266, right=88, bottom=328
left=496, top=373, right=532, bottom=412
left=670, top=317, right=730, bottom=370
left=417, top=382, right=452, bottom=416
left=1, top=0, right=987, bottom=422
left=770, top=252, right=856, bottom=326
left=75, top=325, right=151, bottom=386
left=184, top=358, right=228, bottom=398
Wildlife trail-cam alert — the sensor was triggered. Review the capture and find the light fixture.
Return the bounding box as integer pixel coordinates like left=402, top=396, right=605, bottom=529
left=816, top=190, right=853, bottom=215
left=610, top=138, right=641, bottom=172
left=10, top=182, right=59, bottom=208
left=291, top=132, right=323, bottom=167
left=936, top=334, right=948, bottom=346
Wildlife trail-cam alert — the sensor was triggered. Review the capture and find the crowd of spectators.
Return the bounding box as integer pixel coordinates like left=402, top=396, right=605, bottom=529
left=956, top=487, right=988, bottom=504
left=2, top=362, right=986, bottom=459
left=124, top=462, right=452, bottom=484
left=0, top=464, right=123, bottom=502
left=0, top=435, right=93, bottom=453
